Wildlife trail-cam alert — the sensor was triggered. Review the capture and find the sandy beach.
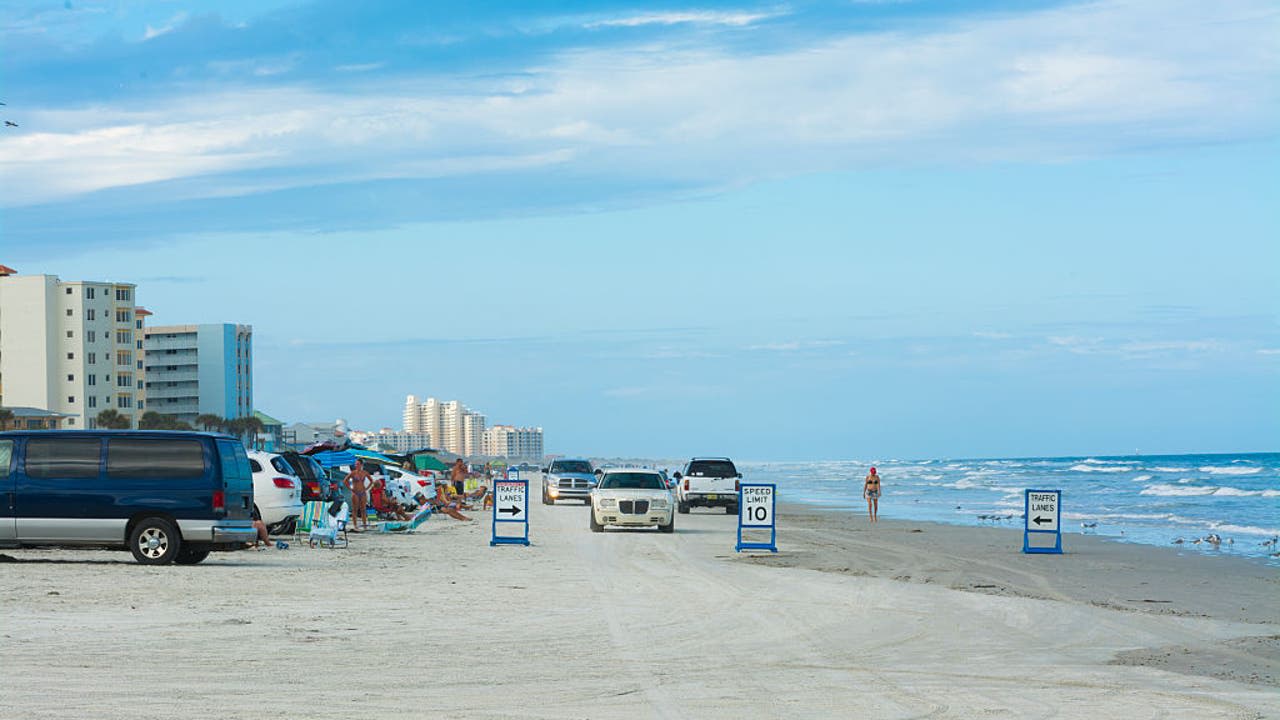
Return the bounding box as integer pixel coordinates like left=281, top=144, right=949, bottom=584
left=2, top=500, right=1276, bottom=719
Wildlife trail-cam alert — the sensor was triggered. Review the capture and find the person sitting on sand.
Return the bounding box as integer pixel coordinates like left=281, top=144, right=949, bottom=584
left=370, top=477, right=413, bottom=522
left=430, top=481, right=471, bottom=521
left=863, top=467, right=881, bottom=523
left=343, top=460, right=374, bottom=530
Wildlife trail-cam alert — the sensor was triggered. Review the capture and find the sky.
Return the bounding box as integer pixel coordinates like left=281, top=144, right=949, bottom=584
left=1, top=0, right=1277, bottom=460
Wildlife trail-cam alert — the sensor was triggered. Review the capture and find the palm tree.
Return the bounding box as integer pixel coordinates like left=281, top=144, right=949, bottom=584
left=238, top=416, right=265, bottom=449
left=137, top=411, right=167, bottom=430
left=223, top=417, right=245, bottom=440
left=95, top=409, right=131, bottom=429
left=0, top=408, right=13, bottom=431
left=195, top=414, right=225, bottom=432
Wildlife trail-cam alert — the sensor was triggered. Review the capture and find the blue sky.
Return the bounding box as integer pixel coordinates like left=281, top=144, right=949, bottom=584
left=2, top=0, right=1277, bottom=459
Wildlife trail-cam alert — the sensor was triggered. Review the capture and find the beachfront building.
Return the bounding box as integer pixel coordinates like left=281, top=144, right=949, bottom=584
left=369, top=430, right=433, bottom=453
left=143, top=323, right=253, bottom=426
left=0, top=269, right=148, bottom=429
left=403, top=395, right=485, bottom=456
left=482, top=425, right=544, bottom=461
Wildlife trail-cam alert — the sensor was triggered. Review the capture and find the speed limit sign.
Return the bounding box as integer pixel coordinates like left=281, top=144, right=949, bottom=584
left=737, top=483, right=777, bottom=552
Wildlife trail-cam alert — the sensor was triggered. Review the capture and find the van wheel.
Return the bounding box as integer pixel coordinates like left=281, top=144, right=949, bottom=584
left=677, top=501, right=690, bottom=514
left=129, top=517, right=182, bottom=565
left=725, top=505, right=738, bottom=515
left=589, top=512, right=603, bottom=533
left=175, top=547, right=211, bottom=565
left=660, top=518, right=675, bottom=534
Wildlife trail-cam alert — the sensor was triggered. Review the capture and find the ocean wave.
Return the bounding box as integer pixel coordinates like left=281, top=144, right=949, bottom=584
left=1081, top=458, right=1139, bottom=465
left=1140, top=483, right=1279, bottom=498
left=919, top=474, right=944, bottom=480
left=1132, top=475, right=1153, bottom=482
left=1063, top=512, right=1174, bottom=521
left=1151, top=466, right=1189, bottom=473
left=1198, top=466, right=1263, bottom=476
left=1209, top=523, right=1280, bottom=537
left=1070, top=464, right=1131, bottom=473
left=946, top=479, right=979, bottom=489
left=1140, top=483, right=1217, bottom=497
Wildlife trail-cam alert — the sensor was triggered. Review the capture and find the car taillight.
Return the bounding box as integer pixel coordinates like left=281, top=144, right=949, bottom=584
left=212, top=490, right=225, bottom=512
left=272, top=477, right=295, bottom=489
left=735, top=479, right=740, bottom=492
left=683, top=479, right=689, bottom=491
left=417, top=480, right=428, bottom=487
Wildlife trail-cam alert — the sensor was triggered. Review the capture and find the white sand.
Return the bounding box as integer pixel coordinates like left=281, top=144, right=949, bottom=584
left=1, top=501, right=1276, bottom=719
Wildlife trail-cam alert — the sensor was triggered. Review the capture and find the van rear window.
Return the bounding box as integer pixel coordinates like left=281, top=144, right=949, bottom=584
left=26, top=438, right=101, bottom=478
left=107, top=439, right=205, bottom=478
left=687, top=460, right=738, bottom=477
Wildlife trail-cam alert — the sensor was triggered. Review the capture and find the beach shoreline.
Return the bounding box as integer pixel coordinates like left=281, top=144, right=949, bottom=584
left=1, top=500, right=1276, bottom=718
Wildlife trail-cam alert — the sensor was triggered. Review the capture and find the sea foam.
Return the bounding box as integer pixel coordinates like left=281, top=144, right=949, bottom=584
left=1198, top=466, right=1262, bottom=476
left=1070, top=464, right=1131, bottom=473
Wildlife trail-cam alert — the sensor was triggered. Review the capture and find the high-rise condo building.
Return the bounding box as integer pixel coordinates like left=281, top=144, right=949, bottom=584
left=403, top=395, right=486, bottom=456
left=482, top=425, right=544, bottom=460
left=0, top=270, right=147, bottom=428
left=144, top=324, right=253, bottom=426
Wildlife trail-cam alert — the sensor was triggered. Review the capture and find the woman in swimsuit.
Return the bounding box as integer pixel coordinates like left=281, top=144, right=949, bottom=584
left=863, top=467, right=881, bottom=523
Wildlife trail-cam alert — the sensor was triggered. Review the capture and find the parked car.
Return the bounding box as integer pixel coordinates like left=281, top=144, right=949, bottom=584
left=246, top=450, right=304, bottom=534
left=0, top=430, right=257, bottom=565
left=382, top=464, right=434, bottom=507
left=674, top=457, right=742, bottom=514
left=541, top=458, right=596, bottom=505
left=589, top=469, right=675, bottom=533
left=277, top=451, right=336, bottom=502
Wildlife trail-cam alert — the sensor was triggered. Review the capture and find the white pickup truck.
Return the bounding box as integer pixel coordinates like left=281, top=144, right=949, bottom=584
left=674, top=457, right=742, bottom=515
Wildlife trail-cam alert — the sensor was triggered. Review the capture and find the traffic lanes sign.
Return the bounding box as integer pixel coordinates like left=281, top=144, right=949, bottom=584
left=495, top=481, right=527, bottom=522
left=1026, top=490, right=1059, bottom=532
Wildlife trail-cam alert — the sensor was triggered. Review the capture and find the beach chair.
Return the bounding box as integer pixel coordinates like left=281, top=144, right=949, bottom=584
left=379, top=505, right=433, bottom=533
left=293, top=501, right=329, bottom=540
left=308, top=502, right=350, bottom=548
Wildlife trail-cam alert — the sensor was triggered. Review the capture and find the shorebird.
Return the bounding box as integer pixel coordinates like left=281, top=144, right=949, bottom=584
left=1192, top=538, right=1202, bottom=544
left=1261, top=537, right=1278, bottom=548
left=1205, top=533, right=1222, bottom=545
left=1172, top=537, right=1184, bottom=544
left=1081, top=522, right=1098, bottom=529
left=3, top=121, right=16, bottom=128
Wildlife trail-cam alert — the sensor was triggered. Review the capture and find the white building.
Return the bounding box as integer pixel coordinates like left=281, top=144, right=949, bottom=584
left=482, top=425, right=544, bottom=460
left=364, top=430, right=432, bottom=453
left=144, top=323, right=253, bottom=425
left=0, top=271, right=147, bottom=428
left=403, top=395, right=485, bottom=456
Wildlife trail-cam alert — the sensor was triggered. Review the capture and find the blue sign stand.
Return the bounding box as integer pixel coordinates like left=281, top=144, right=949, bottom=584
left=736, top=483, right=777, bottom=553
left=1022, top=488, right=1062, bottom=554
left=491, top=474, right=530, bottom=547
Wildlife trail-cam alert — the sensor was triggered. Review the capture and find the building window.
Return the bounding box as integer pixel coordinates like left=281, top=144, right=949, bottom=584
left=116, top=330, right=132, bottom=344
left=116, top=351, right=132, bottom=366
left=137, top=401, right=144, bottom=410
left=136, top=360, right=143, bottom=370
left=136, top=340, right=142, bottom=349
left=66, top=352, right=74, bottom=360
left=66, top=330, right=74, bottom=338
left=87, top=330, right=96, bottom=343
left=88, top=396, right=97, bottom=408
left=66, top=308, right=73, bottom=316
left=116, top=394, right=132, bottom=409
left=67, top=374, right=74, bottom=382
left=68, top=396, right=75, bottom=404
left=88, top=352, right=96, bottom=364
left=136, top=380, right=142, bottom=389
left=116, top=374, right=132, bottom=388
left=68, top=418, right=75, bottom=426
left=88, top=375, right=96, bottom=386
left=87, top=287, right=95, bottom=299
left=135, top=320, right=142, bottom=330
left=65, top=287, right=72, bottom=295
left=116, top=309, right=132, bottom=323
left=115, top=288, right=131, bottom=302
left=87, top=308, right=95, bottom=321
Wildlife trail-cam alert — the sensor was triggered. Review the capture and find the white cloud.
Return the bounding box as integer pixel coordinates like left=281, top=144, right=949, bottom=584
left=584, top=10, right=781, bottom=29
left=1, top=0, right=1275, bottom=207
left=143, top=12, right=187, bottom=41
left=335, top=62, right=387, bottom=73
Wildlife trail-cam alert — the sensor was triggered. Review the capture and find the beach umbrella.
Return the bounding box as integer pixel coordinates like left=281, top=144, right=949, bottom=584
left=311, top=450, right=357, bottom=468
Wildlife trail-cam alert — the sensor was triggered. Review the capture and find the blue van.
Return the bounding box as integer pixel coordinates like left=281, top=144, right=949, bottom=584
left=0, top=430, right=257, bottom=565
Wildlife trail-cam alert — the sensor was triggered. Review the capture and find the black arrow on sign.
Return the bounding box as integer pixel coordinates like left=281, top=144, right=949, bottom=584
left=500, top=505, right=521, bottom=516
left=1032, top=515, right=1052, bottom=526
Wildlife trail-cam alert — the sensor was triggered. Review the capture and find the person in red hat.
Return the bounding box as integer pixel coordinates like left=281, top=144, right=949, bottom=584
left=863, top=467, right=881, bottom=523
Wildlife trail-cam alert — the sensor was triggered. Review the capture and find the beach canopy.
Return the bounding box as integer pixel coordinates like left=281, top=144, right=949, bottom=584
left=413, top=454, right=450, bottom=472
left=349, top=447, right=397, bottom=465
left=311, top=450, right=357, bottom=468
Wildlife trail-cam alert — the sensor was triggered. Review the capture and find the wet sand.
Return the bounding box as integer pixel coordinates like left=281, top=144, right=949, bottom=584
left=0, top=500, right=1276, bottom=719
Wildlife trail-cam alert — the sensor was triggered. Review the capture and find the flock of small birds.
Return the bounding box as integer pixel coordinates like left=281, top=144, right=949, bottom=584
left=975, top=514, right=1016, bottom=522
left=963, top=512, right=1279, bottom=557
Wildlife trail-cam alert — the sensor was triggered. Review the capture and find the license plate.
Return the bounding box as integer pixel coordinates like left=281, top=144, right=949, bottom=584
left=707, top=494, right=718, bottom=500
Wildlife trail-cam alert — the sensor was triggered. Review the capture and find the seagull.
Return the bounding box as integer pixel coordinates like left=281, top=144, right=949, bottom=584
left=3, top=121, right=16, bottom=128
left=1172, top=538, right=1184, bottom=544
left=1205, top=533, right=1222, bottom=545
left=1081, top=522, right=1098, bottom=529
left=1261, top=537, right=1278, bottom=548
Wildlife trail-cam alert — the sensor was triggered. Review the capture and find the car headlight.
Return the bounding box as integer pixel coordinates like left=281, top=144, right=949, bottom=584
left=650, top=497, right=670, bottom=509
left=598, top=498, right=617, bottom=508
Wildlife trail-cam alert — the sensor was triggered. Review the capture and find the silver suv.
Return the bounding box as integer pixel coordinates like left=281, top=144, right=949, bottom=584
left=541, top=458, right=596, bottom=505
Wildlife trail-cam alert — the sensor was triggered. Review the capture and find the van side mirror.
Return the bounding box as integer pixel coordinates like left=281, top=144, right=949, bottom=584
left=736, top=472, right=743, bottom=478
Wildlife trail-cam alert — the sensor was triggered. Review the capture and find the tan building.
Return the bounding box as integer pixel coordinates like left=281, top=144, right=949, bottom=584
left=0, top=270, right=147, bottom=428
left=482, top=425, right=544, bottom=460
left=403, top=395, right=486, bottom=456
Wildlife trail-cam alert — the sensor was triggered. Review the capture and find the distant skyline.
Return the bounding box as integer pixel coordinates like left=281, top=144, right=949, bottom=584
left=2, top=1, right=1277, bottom=458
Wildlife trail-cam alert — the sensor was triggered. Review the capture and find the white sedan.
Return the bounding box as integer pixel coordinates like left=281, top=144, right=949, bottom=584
left=589, top=469, right=675, bottom=533
left=246, top=450, right=304, bottom=533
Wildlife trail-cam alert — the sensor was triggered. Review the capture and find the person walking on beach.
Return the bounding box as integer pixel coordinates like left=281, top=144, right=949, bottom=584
left=450, top=458, right=468, bottom=496
left=343, top=460, right=373, bottom=530
left=863, top=467, right=881, bottom=523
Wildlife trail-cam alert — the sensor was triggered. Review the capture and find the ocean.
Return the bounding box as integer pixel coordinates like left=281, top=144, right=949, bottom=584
left=738, top=452, right=1280, bottom=564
